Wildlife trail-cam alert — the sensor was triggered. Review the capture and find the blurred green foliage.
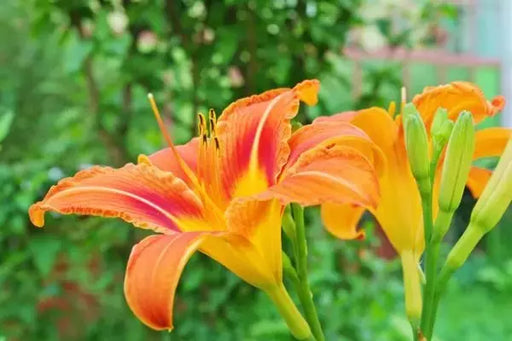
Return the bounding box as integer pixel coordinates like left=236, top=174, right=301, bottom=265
left=0, top=0, right=510, bottom=340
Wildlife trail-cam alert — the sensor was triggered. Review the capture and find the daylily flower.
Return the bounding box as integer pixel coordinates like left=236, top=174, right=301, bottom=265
left=29, top=80, right=381, bottom=337
left=317, top=81, right=509, bottom=318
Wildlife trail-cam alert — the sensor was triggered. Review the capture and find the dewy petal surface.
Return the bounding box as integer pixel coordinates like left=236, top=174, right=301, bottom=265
left=124, top=233, right=204, bottom=331
left=29, top=163, right=207, bottom=232
left=215, top=79, right=320, bottom=198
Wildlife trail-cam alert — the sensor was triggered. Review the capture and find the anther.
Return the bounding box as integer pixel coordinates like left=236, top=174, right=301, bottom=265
left=209, top=108, right=216, bottom=121
left=209, top=118, right=216, bottom=137
left=214, top=136, right=220, bottom=151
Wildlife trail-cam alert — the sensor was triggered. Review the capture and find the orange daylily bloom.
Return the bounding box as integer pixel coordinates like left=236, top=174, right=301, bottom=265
left=29, top=80, right=381, bottom=333
left=320, top=81, right=509, bottom=259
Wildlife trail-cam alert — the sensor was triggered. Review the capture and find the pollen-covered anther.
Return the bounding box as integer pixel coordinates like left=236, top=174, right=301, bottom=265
left=213, top=136, right=220, bottom=151
left=208, top=108, right=216, bottom=121
left=209, top=118, right=217, bottom=137
left=197, top=113, right=208, bottom=144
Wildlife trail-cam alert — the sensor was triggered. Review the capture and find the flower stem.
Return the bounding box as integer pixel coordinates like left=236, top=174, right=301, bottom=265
left=422, top=210, right=451, bottom=338
left=417, top=178, right=436, bottom=338
left=265, top=282, right=312, bottom=340
left=291, top=204, right=325, bottom=341
left=401, top=250, right=422, bottom=329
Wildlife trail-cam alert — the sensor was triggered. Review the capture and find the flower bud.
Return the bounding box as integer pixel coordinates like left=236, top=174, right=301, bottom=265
left=470, top=137, right=512, bottom=233
left=435, top=112, right=475, bottom=238
left=403, top=103, right=430, bottom=192
left=442, top=138, right=512, bottom=274
left=430, top=108, right=454, bottom=155
left=282, top=206, right=296, bottom=241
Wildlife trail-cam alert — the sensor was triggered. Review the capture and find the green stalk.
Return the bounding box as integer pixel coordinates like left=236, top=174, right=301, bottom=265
left=265, top=282, right=313, bottom=340
left=422, top=210, right=451, bottom=338
left=291, top=204, right=325, bottom=341
left=419, top=156, right=443, bottom=339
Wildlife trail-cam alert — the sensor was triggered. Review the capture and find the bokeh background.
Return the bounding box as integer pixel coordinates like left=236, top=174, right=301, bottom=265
left=1, top=0, right=511, bottom=340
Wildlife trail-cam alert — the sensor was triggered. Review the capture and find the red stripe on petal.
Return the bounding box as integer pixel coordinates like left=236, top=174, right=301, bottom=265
left=29, top=163, right=206, bottom=232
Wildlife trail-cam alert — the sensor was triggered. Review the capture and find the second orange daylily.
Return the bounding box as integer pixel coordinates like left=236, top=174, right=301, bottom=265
left=29, top=80, right=381, bottom=337
left=318, top=81, right=509, bottom=317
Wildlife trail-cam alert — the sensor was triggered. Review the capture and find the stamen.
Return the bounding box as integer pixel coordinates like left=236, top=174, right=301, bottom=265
left=198, top=112, right=206, bottom=129
left=209, top=118, right=216, bottom=137
left=198, top=113, right=208, bottom=145
left=208, top=108, right=216, bottom=122
left=197, top=113, right=206, bottom=136
left=147, top=93, right=198, bottom=184
left=148, top=94, right=176, bottom=150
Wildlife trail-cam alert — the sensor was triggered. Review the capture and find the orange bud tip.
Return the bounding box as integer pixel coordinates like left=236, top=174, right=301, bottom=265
left=28, top=204, right=45, bottom=227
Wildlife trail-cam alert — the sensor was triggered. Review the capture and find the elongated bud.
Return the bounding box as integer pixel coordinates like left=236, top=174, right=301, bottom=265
left=470, top=137, right=512, bottom=232
left=435, top=112, right=475, bottom=239
left=442, top=138, right=512, bottom=273
left=430, top=108, right=454, bottom=154
left=403, top=103, right=430, bottom=193
left=282, top=206, right=296, bottom=241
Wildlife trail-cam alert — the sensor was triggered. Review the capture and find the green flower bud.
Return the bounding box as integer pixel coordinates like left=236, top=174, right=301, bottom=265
left=470, top=137, right=512, bottom=233
left=403, top=103, right=430, bottom=193
left=431, top=107, right=449, bottom=135
left=442, top=138, right=512, bottom=273
left=282, top=206, right=296, bottom=240
left=430, top=108, right=454, bottom=155
left=435, top=112, right=475, bottom=239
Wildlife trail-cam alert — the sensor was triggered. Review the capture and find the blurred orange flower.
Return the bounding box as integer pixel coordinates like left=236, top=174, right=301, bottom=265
left=320, top=81, right=508, bottom=262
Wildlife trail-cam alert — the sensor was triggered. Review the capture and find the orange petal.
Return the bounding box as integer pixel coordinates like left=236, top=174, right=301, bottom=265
left=216, top=79, right=320, bottom=198
left=315, top=108, right=398, bottom=152
left=287, top=119, right=384, bottom=172
left=375, top=149, right=424, bottom=255
left=473, top=127, right=512, bottom=160
left=124, top=233, right=203, bottom=330
left=258, top=145, right=379, bottom=208
left=144, top=138, right=199, bottom=184
left=224, top=199, right=283, bottom=283
left=466, top=166, right=492, bottom=198
left=29, top=163, right=206, bottom=232
left=412, top=82, right=505, bottom=127
left=321, top=203, right=366, bottom=240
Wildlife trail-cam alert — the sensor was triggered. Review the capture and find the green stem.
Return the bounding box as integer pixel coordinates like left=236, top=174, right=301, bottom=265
left=422, top=210, right=452, bottom=338
left=265, top=282, right=312, bottom=340
left=428, top=225, right=484, bottom=336
left=417, top=179, right=435, bottom=339
left=291, top=204, right=325, bottom=341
